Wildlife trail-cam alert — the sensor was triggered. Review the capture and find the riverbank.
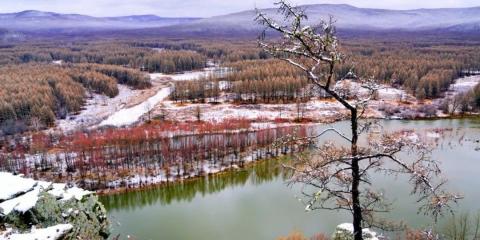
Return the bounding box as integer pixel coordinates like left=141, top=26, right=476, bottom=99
left=96, top=155, right=274, bottom=196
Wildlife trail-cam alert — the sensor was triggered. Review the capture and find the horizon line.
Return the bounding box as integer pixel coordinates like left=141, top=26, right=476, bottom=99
left=1, top=3, right=479, bottom=18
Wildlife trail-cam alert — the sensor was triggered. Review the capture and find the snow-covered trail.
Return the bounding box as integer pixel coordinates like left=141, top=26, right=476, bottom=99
left=99, top=87, right=172, bottom=127
left=99, top=67, right=227, bottom=127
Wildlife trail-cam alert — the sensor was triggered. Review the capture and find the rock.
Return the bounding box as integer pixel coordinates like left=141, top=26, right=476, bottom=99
left=332, top=223, right=379, bottom=240
left=0, top=172, right=109, bottom=240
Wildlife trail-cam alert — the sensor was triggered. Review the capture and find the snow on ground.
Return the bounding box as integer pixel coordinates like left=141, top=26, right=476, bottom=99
left=99, top=87, right=171, bottom=126
left=448, top=75, right=480, bottom=94
left=48, top=184, right=92, bottom=201
left=159, top=100, right=347, bottom=122
left=99, top=67, right=232, bottom=127
left=0, top=172, right=36, bottom=201
left=0, top=172, right=92, bottom=215
left=56, top=67, right=230, bottom=130
left=377, top=87, right=405, bottom=101
left=0, top=185, right=43, bottom=215
left=1, top=224, right=73, bottom=240
left=55, top=85, right=138, bottom=132
left=149, top=67, right=230, bottom=81
left=333, top=223, right=379, bottom=240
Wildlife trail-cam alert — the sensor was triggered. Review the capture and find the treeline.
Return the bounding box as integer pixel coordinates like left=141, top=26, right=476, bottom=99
left=174, top=41, right=480, bottom=102
left=338, top=42, right=480, bottom=99
left=172, top=59, right=311, bottom=103
left=143, top=50, right=206, bottom=73
left=0, top=63, right=150, bottom=135
left=130, top=40, right=268, bottom=63
left=0, top=42, right=207, bottom=73
left=74, top=63, right=151, bottom=89
left=0, top=120, right=308, bottom=190
left=172, top=77, right=221, bottom=103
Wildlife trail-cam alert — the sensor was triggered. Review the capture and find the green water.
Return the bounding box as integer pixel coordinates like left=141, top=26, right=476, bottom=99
left=100, top=118, right=480, bottom=240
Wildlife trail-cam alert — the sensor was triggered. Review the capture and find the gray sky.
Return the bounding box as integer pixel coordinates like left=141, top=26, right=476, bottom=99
left=1, top=0, right=479, bottom=17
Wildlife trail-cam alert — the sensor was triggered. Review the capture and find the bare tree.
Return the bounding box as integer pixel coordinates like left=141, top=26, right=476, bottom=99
left=256, top=1, right=461, bottom=239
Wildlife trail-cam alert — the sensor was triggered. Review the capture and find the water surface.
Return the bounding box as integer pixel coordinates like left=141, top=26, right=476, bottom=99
left=100, top=118, right=480, bottom=240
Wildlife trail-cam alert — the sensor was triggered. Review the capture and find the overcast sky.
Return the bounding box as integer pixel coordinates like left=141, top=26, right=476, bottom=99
left=1, top=0, right=479, bottom=17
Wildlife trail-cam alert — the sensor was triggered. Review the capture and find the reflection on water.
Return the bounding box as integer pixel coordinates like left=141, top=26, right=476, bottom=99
left=100, top=157, right=290, bottom=211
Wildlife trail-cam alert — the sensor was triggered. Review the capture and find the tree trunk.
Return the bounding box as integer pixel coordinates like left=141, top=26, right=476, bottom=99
left=350, top=109, right=363, bottom=240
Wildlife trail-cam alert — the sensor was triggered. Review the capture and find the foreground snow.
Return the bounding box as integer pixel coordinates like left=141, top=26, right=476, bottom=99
left=0, top=172, right=105, bottom=240
left=1, top=224, right=73, bottom=240
left=0, top=172, right=37, bottom=201
left=0, top=172, right=91, bottom=215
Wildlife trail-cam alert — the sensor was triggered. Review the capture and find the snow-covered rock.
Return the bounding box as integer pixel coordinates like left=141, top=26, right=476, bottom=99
left=332, top=223, right=379, bottom=240
left=0, top=172, right=109, bottom=240
left=0, top=172, right=36, bottom=202
left=1, top=224, right=72, bottom=240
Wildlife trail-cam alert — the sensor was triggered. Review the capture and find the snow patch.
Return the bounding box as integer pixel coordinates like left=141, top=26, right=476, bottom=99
left=0, top=172, right=36, bottom=201
left=100, top=87, right=171, bottom=127
left=56, top=85, right=137, bottom=132
left=449, top=76, right=480, bottom=93
left=47, top=184, right=91, bottom=201
left=334, top=223, right=379, bottom=240
left=1, top=224, right=72, bottom=240
left=0, top=172, right=92, bottom=215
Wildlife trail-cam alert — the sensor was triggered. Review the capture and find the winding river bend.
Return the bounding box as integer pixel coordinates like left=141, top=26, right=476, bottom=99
left=100, top=118, right=480, bottom=240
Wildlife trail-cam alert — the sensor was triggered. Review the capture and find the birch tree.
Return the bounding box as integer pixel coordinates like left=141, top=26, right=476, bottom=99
left=256, top=1, right=461, bottom=239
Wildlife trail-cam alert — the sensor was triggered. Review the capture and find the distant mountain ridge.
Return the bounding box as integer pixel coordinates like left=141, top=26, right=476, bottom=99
left=0, top=10, right=201, bottom=30
left=1, top=4, right=480, bottom=36
left=156, top=4, right=480, bottom=35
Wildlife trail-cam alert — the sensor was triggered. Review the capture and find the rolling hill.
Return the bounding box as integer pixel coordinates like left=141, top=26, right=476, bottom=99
left=0, top=10, right=200, bottom=30
left=153, top=4, right=480, bottom=35
left=1, top=4, right=480, bottom=38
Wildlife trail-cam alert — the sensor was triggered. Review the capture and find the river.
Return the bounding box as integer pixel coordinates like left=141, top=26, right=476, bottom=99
left=99, top=118, right=480, bottom=239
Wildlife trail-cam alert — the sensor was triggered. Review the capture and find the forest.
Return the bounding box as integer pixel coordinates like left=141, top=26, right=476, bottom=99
left=0, top=41, right=207, bottom=73
left=172, top=41, right=480, bottom=103
left=1, top=37, right=480, bottom=135
left=0, top=63, right=151, bottom=134
left=0, top=119, right=308, bottom=190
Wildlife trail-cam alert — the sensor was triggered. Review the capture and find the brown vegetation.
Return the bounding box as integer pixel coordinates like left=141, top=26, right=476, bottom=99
left=0, top=119, right=309, bottom=190
left=0, top=63, right=150, bottom=134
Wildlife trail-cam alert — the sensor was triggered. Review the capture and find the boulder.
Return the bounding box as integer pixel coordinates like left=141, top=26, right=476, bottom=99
left=0, top=172, right=109, bottom=240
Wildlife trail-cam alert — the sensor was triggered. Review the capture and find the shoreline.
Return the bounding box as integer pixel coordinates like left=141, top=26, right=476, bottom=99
left=96, top=156, right=274, bottom=196
left=94, top=115, right=480, bottom=197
